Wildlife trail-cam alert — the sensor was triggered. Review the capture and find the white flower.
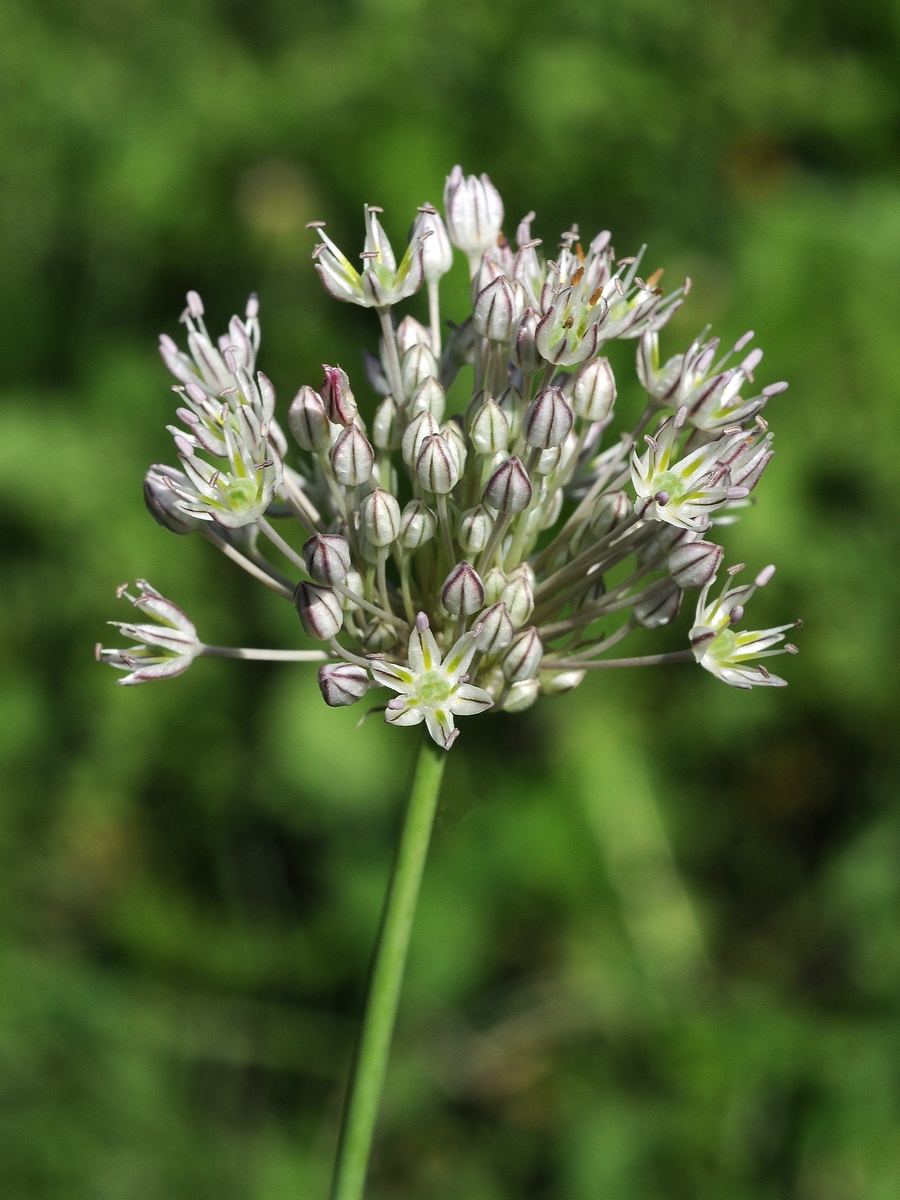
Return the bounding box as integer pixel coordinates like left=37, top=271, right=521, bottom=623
left=369, top=613, right=493, bottom=749
left=96, top=581, right=201, bottom=685
left=443, top=166, right=504, bottom=273
left=311, top=206, right=427, bottom=308
left=690, top=566, right=798, bottom=689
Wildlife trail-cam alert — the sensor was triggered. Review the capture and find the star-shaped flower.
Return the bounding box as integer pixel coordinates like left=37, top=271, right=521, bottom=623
left=95, top=581, right=202, bottom=685
left=369, top=613, right=493, bottom=749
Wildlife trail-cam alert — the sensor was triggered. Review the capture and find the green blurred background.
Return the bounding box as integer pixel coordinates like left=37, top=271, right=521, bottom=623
left=2, top=0, right=899, bottom=1196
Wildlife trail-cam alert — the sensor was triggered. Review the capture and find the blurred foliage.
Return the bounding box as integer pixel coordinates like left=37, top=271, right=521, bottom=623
left=1, top=0, right=900, bottom=1196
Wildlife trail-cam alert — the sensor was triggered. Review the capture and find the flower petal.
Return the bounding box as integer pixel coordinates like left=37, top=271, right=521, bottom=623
left=425, top=707, right=457, bottom=749
left=449, top=684, right=493, bottom=716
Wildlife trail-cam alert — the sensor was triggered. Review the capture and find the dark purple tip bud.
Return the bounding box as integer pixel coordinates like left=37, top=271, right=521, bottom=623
left=470, top=398, right=510, bottom=455
left=289, top=386, right=331, bottom=453
left=633, top=580, right=682, bottom=628
left=398, top=498, right=436, bottom=549
left=441, top=562, right=485, bottom=616
left=302, top=534, right=352, bottom=585
left=294, top=582, right=344, bottom=640
left=331, top=425, right=374, bottom=486
left=318, top=662, right=369, bottom=707
left=502, top=626, right=544, bottom=682
left=572, top=357, right=616, bottom=421
left=589, top=490, right=632, bottom=538
left=473, top=275, right=517, bottom=343
left=523, top=386, right=574, bottom=449
left=668, top=540, right=723, bottom=589
left=321, top=365, right=358, bottom=425
left=484, top=456, right=533, bottom=513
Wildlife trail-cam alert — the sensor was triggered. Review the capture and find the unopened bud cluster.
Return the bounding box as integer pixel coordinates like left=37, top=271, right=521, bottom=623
left=101, top=167, right=799, bottom=749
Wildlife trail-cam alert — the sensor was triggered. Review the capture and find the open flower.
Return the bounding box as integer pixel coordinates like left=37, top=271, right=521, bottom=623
left=96, top=581, right=201, bottom=685
left=368, top=614, right=493, bottom=749
left=690, top=566, right=798, bottom=688
left=311, top=206, right=427, bottom=308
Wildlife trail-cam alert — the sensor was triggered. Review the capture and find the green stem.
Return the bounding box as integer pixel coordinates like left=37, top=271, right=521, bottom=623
left=329, top=734, right=447, bottom=1200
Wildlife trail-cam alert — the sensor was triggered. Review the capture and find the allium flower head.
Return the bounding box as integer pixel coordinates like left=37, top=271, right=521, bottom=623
left=100, top=165, right=797, bottom=748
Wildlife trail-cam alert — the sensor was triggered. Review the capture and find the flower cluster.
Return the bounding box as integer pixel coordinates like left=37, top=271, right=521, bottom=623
left=99, top=167, right=799, bottom=748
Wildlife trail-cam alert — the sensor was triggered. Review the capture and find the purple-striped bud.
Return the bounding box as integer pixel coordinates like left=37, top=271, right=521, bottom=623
left=441, top=562, right=485, bottom=616
left=302, top=533, right=352, bottom=585
left=398, top=498, right=436, bottom=549
left=321, top=365, right=357, bottom=425
left=416, top=433, right=461, bottom=494
left=633, top=580, right=682, bottom=628
left=360, top=620, right=398, bottom=652
left=572, top=357, right=616, bottom=421
left=318, top=662, right=369, bottom=707
left=500, top=573, right=534, bottom=628
left=289, top=386, right=331, bottom=452
left=510, top=307, right=541, bottom=374
left=502, top=627, right=544, bottom=682
left=470, top=398, right=510, bottom=454
left=540, top=669, right=585, bottom=696
left=330, top=425, right=374, bottom=486
left=295, top=582, right=344, bottom=640
left=482, top=567, right=508, bottom=605
left=589, top=490, right=632, bottom=538
left=523, top=386, right=574, bottom=449
left=668, top=540, right=723, bottom=589
left=484, top=456, right=532, bottom=513
left=497, top=385, right=523, bottom=441
left=401, top=343, right=439, bottom=398
left=395, top=315, right=432, bottom=356
left=473, top=275, right=516, bottom=343
left=360, top=488, right=402, bottom=547
left=475, top=601, right=515, bottom=654
left=401, top=410, right=439, bottom=466
left=410, top=377, right=446, bottom=421
left=373, top=395, right=401, bottom=450
left=444, top=166, right=504, bottom=264
left=458, top=505, right=493, bottom=555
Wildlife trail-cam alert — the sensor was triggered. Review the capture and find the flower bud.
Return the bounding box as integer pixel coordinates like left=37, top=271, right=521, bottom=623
left=144, top=464, right=205, bottom=534
left=572, top=357, right=616, bottom=421
left=540, top=669, right=585, bottom=696
left=416, top=433, right=461, bottom=494
left=412, top=203, right=453, bottom=282
left=289, top=386, right=331, bottom=452
left=535, top=446, right=561, bottom=476
left=589, top=490, right=632, bottom=538
left=501, top=678, right=541, bottom=712
left=401, top=410, right=439, bottom=466
left=398, top=498, right=436, bottom=549
left=331, top=425, right=374, bottom=486
left=497, top=385, right=523, bottom=441
left=475, top=601, right=515, bottom=654
left=523, top=386, right=574, bottom=449
left=470, top=398, right=510, bottom=454
left=340, top=570, right=365, bottom=611
left=484, top=456, right=532, bottom=513
left=668, top=540, right=723, bottom=589
left=295, top=582, right=344, bottom=640
left=500, top=574, right=534, bottom=628
left=441, top=562, right=485, bottom=616
left=360, top=620, right=398, bottom=652
left=395, top=315, right=432, bottom=356
left=321, top=365, right=357, bottom=425
left=633, top=580, right=682, bottom=628
left=360, top=487, right=402, bottom=547
left=302, top=533, right=351, bottom=585
left=401, top=343, right=439, bottom=398
left=358, top=536, right=390, bottom=566
left=473, top=275, right=516, bottom=343
left=410, top=377, right=446, bottom=422
left=444, top=165, right=504, bottom=263
left=510, top=307, right=541, bottom=374
left=441, top=422, right=467, bottom=474
left=458, top=505, right=493, bottom=555
left=318, top=662, right=369, bottom=707
left=373, top=395, right=401, bottom=450
left=502, top=626, right=543, bottom=681
left=483, top=567, right=508, bottom=606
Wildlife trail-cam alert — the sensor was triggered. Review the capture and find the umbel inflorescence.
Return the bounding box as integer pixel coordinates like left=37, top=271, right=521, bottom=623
left=98, top=167, right=799, bottom=749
